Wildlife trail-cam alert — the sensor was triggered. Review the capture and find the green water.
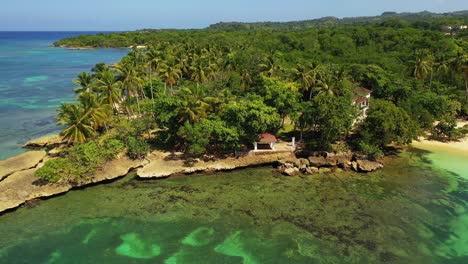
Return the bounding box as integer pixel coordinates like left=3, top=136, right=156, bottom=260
left=0, top=148, right=467, bottom=263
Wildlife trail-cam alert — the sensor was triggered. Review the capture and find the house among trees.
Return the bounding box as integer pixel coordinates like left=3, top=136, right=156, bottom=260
left=441, top=25, right=453, bottom=32
left=352, top=87, right=372, bottom=125
left=353, top=87, right=372, bottom=111
left=253, top=133, right=278, bottom=151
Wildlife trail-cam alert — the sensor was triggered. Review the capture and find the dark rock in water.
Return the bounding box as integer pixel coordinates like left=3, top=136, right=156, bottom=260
left=34, top=118, right=53, bottom=127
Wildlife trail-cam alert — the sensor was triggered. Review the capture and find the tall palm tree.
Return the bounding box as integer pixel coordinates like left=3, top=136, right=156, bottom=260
left=159, top=62, right=182, bottom=95
left=95, top=69, right=122, bottom=113
left=78, top=92, right=112, bottom=131
left=258, top=55, right=283, bottom=78
left=57, top=103, right=95, bottom=144
left=117, top=62, right=144, bottom=114
left=73, top=72, right=94, bottom=96
left=410, top=49, right=433, bottom=81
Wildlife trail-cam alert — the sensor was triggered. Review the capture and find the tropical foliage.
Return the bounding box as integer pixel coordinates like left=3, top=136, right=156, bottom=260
left=37, top=15, right=468, bottom=182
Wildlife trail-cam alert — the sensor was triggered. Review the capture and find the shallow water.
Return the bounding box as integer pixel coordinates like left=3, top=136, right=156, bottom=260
left=0, top=32, right=128, bottom=160
left=0, top=148, right=467, bottom=263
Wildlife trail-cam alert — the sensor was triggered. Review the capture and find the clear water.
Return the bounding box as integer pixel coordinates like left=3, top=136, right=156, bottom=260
left=0, top=148, right=467, bottom=263
left=0, top=32, right=128, bottom=160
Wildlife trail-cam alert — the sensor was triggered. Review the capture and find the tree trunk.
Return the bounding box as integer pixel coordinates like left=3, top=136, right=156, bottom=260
left=429, top=67, right=433, bottom=90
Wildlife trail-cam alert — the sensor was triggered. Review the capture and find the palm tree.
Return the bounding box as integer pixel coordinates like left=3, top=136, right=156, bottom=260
left=159, top=62, right=182, bottom=95
left=177, top=85, right=211, bottom=124
left=57, top=103, right=95, bottom=144
left=258, top=55, right=283, bottom=77
left=73, top=72, right=94, bottom=96
left=291, top=63, right=320, bottom=100
left=91, top=63, right=108, bottom=79
left=117, top=62, right=144, bottom=114
left=78, top=92, right=112, bottom=131
left=410, top=49, right=433, bottom=81
left=95, top=69, right=122, bottom=113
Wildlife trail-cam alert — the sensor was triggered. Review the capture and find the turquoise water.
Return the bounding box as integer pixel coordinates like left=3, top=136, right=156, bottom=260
left=1, top=149, right=468, bottom=263
left=0, top=32, right=128, bottom=160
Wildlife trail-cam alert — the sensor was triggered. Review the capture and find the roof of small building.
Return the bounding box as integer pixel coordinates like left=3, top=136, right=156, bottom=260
left=258, top=133, right=278, bottom=143
left=353, top=97, right=369, bottom=104
left=353, top=87, right=372, bottom=97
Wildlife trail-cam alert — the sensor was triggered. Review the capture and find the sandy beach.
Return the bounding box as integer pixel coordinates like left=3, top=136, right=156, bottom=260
left=411, top=121, right=468, bottom=155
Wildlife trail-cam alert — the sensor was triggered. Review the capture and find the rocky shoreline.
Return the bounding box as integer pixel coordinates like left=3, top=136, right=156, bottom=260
left=277, top=151, right=384, bottom=176
left=0, top=136, right=384, bottom=214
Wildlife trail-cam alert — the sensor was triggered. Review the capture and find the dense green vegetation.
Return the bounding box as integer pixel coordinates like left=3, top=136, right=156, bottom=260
left=37, top=14, right=468, bottom=182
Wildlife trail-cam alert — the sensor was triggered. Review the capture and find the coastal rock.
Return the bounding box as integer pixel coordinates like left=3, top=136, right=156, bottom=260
left=351, top=161, right=358, bottom=172
left=304, top=166, right=319, bottom=175
left=356, top=160, right=384, bottom=172
left=0, top=150, right=46, bottom=181
left=308, top=156, right=329, bottom=167
left=328, top=152, right=353, bottom=168
left=284, top=167, right=300, bottom=176
left=23, top=135, right=64, bottom=149
left=0, top=156, right=147, bottom=213
left=138, top=151, right=297, bottom=179
left=47, top=148, right=64, bottom=157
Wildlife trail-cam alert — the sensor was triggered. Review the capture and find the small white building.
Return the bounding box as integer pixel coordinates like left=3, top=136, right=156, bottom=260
left=352, top=87, right=372, bottom=125
left=253, top=133, right=278, bottom=151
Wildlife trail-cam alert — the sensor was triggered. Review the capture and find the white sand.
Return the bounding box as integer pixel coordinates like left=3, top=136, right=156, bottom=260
left=412, top=121, right=468, bottom=155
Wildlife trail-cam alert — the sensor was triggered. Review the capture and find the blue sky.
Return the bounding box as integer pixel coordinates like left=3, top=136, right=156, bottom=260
left=1, top=0, right=468, bottom=31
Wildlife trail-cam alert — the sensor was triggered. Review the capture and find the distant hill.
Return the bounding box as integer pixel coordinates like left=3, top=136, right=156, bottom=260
left=207, top=10, right=468, bottom=30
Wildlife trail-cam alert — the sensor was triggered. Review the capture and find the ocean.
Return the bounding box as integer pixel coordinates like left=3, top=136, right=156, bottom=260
left=0, top=32, right=128, bottom=160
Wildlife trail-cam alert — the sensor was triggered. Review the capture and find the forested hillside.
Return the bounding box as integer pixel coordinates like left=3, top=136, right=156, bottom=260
left=38, top=12, right=468, bottom=182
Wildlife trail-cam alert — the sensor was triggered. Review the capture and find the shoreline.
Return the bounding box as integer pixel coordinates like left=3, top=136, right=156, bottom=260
left=2, top=123, right=466, bottom=214
left=0, top=137, right=297, bottom=214
left=411, top=121, right=468, bottom=155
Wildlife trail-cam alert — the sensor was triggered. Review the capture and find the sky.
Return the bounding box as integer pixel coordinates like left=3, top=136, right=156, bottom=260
left=1, top=0, right=468, bottom=31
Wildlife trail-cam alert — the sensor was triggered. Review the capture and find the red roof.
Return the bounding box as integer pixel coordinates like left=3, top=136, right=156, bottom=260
left=258, top=133, right=277, bottom=143
left=353, top=97, right=369, bottom=104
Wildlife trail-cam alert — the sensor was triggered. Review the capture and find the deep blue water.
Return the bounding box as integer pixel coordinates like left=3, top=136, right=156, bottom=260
left=0, top=32, right=128, bottom=160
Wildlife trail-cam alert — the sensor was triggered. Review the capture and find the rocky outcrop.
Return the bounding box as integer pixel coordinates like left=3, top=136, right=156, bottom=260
left=0, top=156, right=147, bottom=213
left=355, top=160, right=384, bottom=172
left=308, top=151, right=353, bottom=168
left=0, top=150, right=47, bottom=181
left=23, top=135, right=64, bottom=149
left=277, top=151, right=383, bottom=176
left=138, top=151, right=296, bottom=178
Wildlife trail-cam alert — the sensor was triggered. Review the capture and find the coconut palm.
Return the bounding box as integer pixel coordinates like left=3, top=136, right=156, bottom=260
left=73, top=72, right=94, bottom=96
left=57, top=103, right=95, bottom=144
left=409, top=49, right=433, bottom=81
left=95, top=69, right=122, bottom=113
left=159, top=62, right=182, bottom=95
left=78, top=92, right=112, bottom=130
left=117, top=62, right=144, bottom=114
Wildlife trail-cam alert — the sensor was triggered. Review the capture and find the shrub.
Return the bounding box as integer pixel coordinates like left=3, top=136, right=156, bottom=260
left=34, top=138, right=126, bottom=183
left=101, top=138, right=125, bottom=160
left=357, top=141, right=384, bottom=161
left=127, top=136, right=149, bottom=159
left=35, top=158, right=75, bottom=183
